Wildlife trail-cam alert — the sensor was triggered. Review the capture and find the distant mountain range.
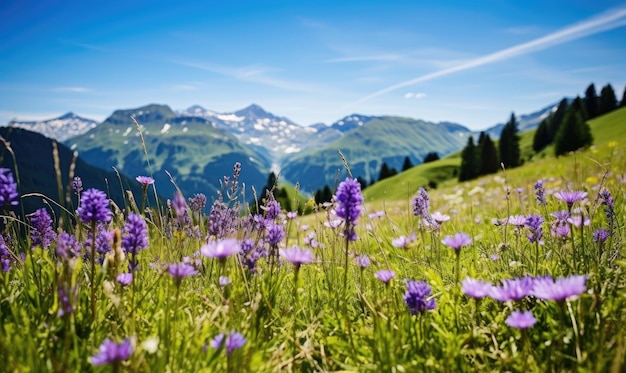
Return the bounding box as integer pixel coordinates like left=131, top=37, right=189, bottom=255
left=7, top=112, right=98, bottom=141
left=2, top=101, right=561, bottom=197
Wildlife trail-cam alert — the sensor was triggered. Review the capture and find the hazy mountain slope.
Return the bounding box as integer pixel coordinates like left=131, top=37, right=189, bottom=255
left=281, top=116, right=473, bottom=192
left=0, top=127, right=147, bottom=215
left=7, top=112, right=98, bottom=141
left=66, top=104, right=270, bottom=199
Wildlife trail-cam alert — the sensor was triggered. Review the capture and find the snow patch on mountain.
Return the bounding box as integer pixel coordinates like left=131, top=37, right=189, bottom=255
left=6, top=112, right=98, bottom=141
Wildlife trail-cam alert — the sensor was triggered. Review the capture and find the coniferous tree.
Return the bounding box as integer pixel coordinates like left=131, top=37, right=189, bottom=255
left=554, top=104, right=593, bottom=157
left=548, top=99, right=569, bottom=143
left=322, top=185, right=333, bottom=203
left=479, top=133, right=499, bottom=175
left=459, top=136, right=480, bottom=181
left=584, top=83, right=599, bottom=119
left=621, top=84, right=626, bottom=107
left=532, top=118, right=551, bottom=152
left=598, top=84, right=617, bottom=116
left=423, top=152, right=440, bottom=163
left=570, top=96, right=588, bottom=121
left=401, top=156, right=414, bottom=171
left=378, top=162, right=397, bottom=181
left=498, top=113, right=521, bottom=169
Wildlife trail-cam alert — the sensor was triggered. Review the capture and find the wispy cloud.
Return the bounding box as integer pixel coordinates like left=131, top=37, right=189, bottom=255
left=325, top=54, right=402, bottom=63
left=170, top=84, right=201, bottom=91
left=357, top=5, right=626, bottom=103
left=404, top=92, right=426, bottom=99
left=175, top=60, right=319, bottom=92
left=54, top=86, right=93, bottom=93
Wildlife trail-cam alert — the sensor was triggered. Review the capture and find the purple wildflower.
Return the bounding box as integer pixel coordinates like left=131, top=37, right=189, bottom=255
left=355, top=254, right=371, bottom=268
left=431, top=211, right=450, bottom=226
left=117, top=273, right=133, bottom=286
left=279, top=246, right=314, bottom=268
left=208, top=201, right=236, bottom=238
left=0, top=168, right=19, bottom=208
left=135, top=176, right=155, bottom=187
left=593, top=229, right=610, bottom=243
left=532, top=275, right=586, bottom=302
left=122, top=213, right=149, bottom=256
left=403, top=280, right=436, bottom=315
left=335, top=178, right=363, bottom=242
left=91, top=338, right=134, bottom=366
left=95, top=225, right=113, bottom=255
left=29, top=208, right=55, bottom=249
left=77, top=188, right=111, bottom=224
left=525, top=214, right=544, bottom=244
left=286, top=211, right=298, bottom=219
left=506, top=214, right=527, bottom=227
left=188, top=193, right=207, bottom=213
left=219, top=276, right=232, bottom=287
left=554, top=190, right=587, bottom=210
left=412, top=187, right=430, bottom=217
left=56, top=232, right=81, bottom=259
left=598, top=188, right=615, bottom=226
left=266, top=223, right=285, bottom=246
left=461, top=277, right=493, bottom=299
left=168, top=262, right=198, bottom=282
left=201, top=238, right=241, bottom=259
left=57, top=285, right=77, bottom=316
left=534, top=180, right=546, bottom=206
left=375, top=270, right=395, bottom=283
left=0, top=236, right=12, bottom=272
left=489, top=276, right=535, bottom=302
left=239, top=238, right=263, bottom=273
left=505, top=310, right=536, bottom=329
left=442, top=232, right=472, bottom=252
left=210, top=331, right=246, bottom=356
left=71, top=176, right=83, bottom=194
left=392, top=233, right=416, bottom=248
left=567, top=215, right=590, bottom=228
left=262, top=199, right=282, bottom=220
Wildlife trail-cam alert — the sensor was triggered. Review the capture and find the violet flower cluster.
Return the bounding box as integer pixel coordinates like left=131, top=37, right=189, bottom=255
left=77, top=188, right=112, bottom=224
left=404, top=280, right=436, bottom=315
left=0, top=168, right=19, bottom=208
left=335, top=177, right=363, bottom=241
left=279, top=246, right=314, bottom=269
left=91, top=338, right=134, bottom=366
left=462, top=274, right=586, bottom=302
left=210, top=331, right=246, bottom=356
left=29, top=208, right=55, bottom=249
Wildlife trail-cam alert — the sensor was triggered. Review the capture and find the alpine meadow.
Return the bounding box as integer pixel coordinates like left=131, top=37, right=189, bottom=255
left=2, top=2, right=626, bottom=372
left=0, top=98, right=625, bottom=371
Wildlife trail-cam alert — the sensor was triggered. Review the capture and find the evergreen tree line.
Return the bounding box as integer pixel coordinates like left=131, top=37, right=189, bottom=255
left=532, top=96, right=593, bottom=156
left=459, top=131, right=502, bottom=182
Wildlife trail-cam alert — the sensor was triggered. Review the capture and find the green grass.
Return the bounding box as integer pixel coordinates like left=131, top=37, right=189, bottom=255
left=0, top=107, right=624, bottom=372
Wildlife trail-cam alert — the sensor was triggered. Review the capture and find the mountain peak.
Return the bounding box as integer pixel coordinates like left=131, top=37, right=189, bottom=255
left=58, top=112, right=77, bottom=120
left=236, top=103, right=270, bottom=118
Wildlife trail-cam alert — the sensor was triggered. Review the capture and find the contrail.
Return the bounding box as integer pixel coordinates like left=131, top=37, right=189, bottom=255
left=357, top=6, right=626, bottom=103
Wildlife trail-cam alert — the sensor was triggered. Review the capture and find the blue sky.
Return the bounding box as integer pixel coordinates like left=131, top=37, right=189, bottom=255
left=1, top=0, right=625, bottom=130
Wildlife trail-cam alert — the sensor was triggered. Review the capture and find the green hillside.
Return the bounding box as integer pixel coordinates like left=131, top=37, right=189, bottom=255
left=281, top=116, right=472, bottom=192
left=363, top=107, right=626, bottom=202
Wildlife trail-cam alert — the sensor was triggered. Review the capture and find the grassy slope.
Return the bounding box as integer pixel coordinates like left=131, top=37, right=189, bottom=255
left=364, top=107, right=626, bottom=202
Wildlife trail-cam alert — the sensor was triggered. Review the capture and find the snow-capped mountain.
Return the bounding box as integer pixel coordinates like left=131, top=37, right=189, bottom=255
left=180, top=104, right=319, bottom=160
left=7, top=112, right=98, bottom=141
left=330, top=114, right=375, bottom=133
